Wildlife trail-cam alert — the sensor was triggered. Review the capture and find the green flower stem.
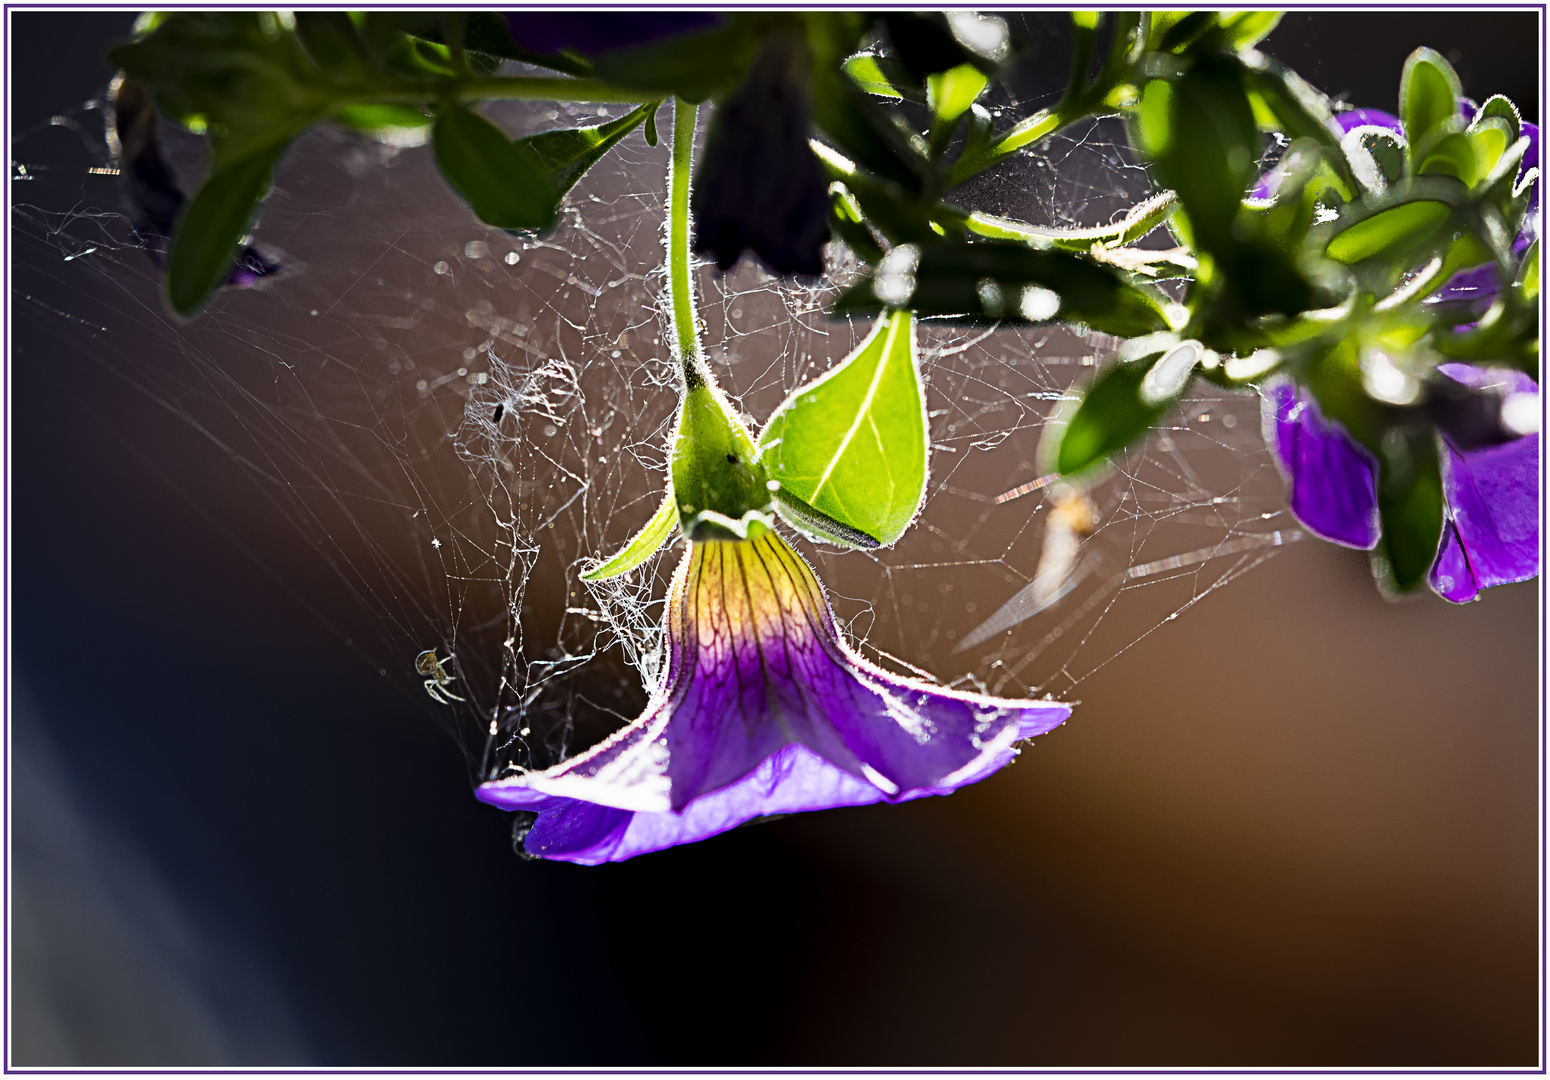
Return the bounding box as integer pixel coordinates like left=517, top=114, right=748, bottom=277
left=667, top=97, right=708, bottom=391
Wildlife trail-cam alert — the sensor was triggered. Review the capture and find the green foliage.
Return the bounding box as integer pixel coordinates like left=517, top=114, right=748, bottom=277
left=167, top=145, right=285, bottom=316
left=1053, top=343, right=1199, bottom=476
left=432, top=103, right=558, bottom=231
left=106, top=11, right=1540, bottom=587
left=1400, top=48, right=1463, bottom=153
left=1376, top=429, right=1444, bottom=592
left=581, top=493, right=680, bottom=581
left=832, top=241, right=1174, bottom=337
left=520, top=101, right=660, bottom=198
left=757, top=310, right=925, bottom=547
left=671, top=383, right=772, bottom=542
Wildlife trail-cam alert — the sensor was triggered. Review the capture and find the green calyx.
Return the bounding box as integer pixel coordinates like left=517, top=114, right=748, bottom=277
left=671, top=382, right=774, bottom=541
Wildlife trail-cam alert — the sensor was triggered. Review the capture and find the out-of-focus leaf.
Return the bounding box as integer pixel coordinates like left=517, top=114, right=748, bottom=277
left=1325, top=199, right=1451, bottom=263
left=928, top=63, right=988, bottom=134
left=881, top=12, right=1002, bottom=81
left=581, top=491, right=679, bottom=580
left=1212, top=10, right=1282, bottom=51
left=757, top=310, right=924, bottom=547
left=843, top=52, right=924, bottom=102
left=1400, top=47, right=1462, bottom=152
left=1376, top=429, right=1444, bottom=592
left=827, top=184, right=885, bottom=264
left=1054, top=347, right=1192, bottom=476
left=1240, top=52, right=1355, bottom=196
left=167, top=144, right=285, bottom=316
left=1517, top=240, right=1540, bottom=304
left=432, top=103, right=555, bottom=231
left=109, top=13, right=343, bottom=168
left=1135, top=56, right=1259, bottom=253
left=832, top=240, right=1174, bottom=337
left=520, top=101, right=657, bottom=198
left=334, top=103, right=431, bottom=137
left=1149, top=11, right=1217, bottom=54
left=293, top=11, right=371, bottom=74
left=810, top=68, right=931, bottom=192
left=588, top=18, right=755, bottom=103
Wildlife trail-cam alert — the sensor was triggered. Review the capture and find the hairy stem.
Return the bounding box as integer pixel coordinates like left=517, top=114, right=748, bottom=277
left=667, top=97, right=707, bottom=391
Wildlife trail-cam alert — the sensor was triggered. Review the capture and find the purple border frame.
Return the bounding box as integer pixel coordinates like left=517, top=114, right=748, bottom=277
left=1, top=2, right=1545, bottom=1074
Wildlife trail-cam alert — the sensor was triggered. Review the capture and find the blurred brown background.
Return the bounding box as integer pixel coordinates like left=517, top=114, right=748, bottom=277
left=9, top=9, right=1541, bottom=1067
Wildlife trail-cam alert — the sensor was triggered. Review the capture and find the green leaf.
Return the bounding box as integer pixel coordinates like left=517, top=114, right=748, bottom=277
left=334, top=103, right=432, bottom=139
left=810, top=68, right=931, bottom=193
left=519, top=101, right=658, bottom=199
left=1400, top=47, right=1462, bottom=154
left=1151, top=11, right=1217, bottom=53
left=167, top=144, right=285, bottom=317
left=1375, top=430, right=1444, bottom=592
left=1053, top=344, right=1196, bottom=476
left=1464, top=116, right=1513, bottom=182
left=927, top=63, right=988, bottom=137
left=1213, top=10, right=1282, bottom=51
left=432, top=103, right=556, bottom=231
left=1135, top=56, right=1260, bottom=253
left=1416, top=131, right=1478, bottom=186
left=1343, top=124, right=1406, bottom=194
left=844, top=52, right=924, bottom=102
left=1517, top=240, right=1539, bottom=305
left=757, top=310, right=924, bottom=547
left=588, top=19, right=755, bottom=103
left=109, top=13, right=345, bottom=169
left=1240, top=53, right=1355, bottom=197
left=1471, top=94, right=1522, bottom=144
left=581, top=490, right=679, bottom=580
left=970, top=190, right=1177, bottom=252
left=768, top=486, right=882, bottom=550
left=831, top=240, right=1173, bottom=337
left=1325, top=200, right=1451, bottom=264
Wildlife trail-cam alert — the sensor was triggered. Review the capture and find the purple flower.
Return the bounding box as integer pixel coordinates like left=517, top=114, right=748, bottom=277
left=692, top=30, right=830, bottom=277
left=1260, top=370, right=1540, bottom=602
left=478, top=529, right=1070, bottom=864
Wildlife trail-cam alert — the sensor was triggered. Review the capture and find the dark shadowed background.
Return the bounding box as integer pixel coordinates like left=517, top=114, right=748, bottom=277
left=8, top=9, right=1543, bottom=1067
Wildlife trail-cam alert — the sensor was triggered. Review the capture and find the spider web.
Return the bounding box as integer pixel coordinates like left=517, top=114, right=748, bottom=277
left=11, top=75, right=1303, bottom=785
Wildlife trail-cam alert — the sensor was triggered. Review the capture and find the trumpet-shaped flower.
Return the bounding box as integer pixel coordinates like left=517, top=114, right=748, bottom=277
left=478, top=529, right=1069, bottom=864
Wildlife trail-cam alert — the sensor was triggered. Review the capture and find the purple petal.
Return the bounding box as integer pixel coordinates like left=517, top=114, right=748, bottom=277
left=1429, top=366, right=1540, bottom=602
left=477, top=532, right=1070, bottom=863
left=1333, top=107, right=1401, bottom=137
left=1260, top=379, right=1380, bottom=549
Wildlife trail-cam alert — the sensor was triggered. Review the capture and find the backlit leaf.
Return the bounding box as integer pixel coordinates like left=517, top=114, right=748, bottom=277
left=432, top=103, right=555, bottom=231
left=520, top=101, right=659, bottom=198
left=167, top=144, right=285, bottom=316
left=1400, top=47, right=1462, bottom=153
left=1325, top=200, right=1451, bottom=264
left=758, top=310, right=924, bottom=546
left=581, top=491, right=679, bottom=580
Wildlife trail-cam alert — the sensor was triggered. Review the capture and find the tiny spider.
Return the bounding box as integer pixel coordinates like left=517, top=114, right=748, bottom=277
left=415, top=649, right=466, bottom=705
